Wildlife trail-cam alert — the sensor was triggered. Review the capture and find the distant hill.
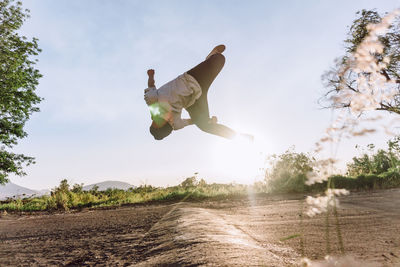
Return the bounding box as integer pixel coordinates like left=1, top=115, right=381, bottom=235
left=0, top=182, right=44, bottom=200
left=82, top=181, right=134, bottom=191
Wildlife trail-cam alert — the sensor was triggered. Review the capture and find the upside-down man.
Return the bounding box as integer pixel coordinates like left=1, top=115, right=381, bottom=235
left=144, top=45, right=253, bottom=141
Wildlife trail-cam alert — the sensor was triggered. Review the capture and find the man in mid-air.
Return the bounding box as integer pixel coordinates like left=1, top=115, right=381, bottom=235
left=144, top=45, right=253, bottom=141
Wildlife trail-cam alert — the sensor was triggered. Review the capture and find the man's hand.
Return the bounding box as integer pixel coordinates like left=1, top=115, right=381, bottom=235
left=147, top=69, right=155, bottom=88
left=209, top=116, right=218, bottom=124
left=147, top=69, right=155, bottom=77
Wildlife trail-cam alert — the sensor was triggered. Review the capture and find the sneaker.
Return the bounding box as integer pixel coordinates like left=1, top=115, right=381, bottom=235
left=206, top=44, right=226, bottom=60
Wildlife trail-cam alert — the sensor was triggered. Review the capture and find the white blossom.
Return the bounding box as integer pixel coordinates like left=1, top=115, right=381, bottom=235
left=305, top=189, right=349, bottom=217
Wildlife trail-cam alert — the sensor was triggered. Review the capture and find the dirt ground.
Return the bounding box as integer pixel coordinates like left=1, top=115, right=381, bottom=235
left=0, top=189, right=399, bottom=266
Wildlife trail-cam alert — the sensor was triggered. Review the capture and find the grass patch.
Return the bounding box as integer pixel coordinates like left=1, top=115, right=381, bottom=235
left=0, top=180, right=250, bottom=212
left=2, top=169, right=400, bottom=212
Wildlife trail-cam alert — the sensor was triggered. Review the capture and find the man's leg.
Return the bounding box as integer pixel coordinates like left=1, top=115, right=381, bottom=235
left=186, top=53, right=225, bottom=124
left=196, top=121, right=237, bottom=139
left=186, top=54, right=237, bottom=139
left=187, top=53, right=225, bottom=94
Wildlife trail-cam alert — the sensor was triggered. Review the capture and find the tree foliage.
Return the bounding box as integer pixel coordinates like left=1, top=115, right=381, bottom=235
left=265, top=149, right=314, bottom=193
left=71, top=183, right=84, bottom=194
left=321, top=9, right=400, bottom=114
left=347, top=137, right=400, bottom=176
left=0, top=0, right=42, bottom=184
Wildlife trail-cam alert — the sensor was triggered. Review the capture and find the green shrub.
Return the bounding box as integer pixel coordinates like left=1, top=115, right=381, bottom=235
left=265, top=149, right=314, bottom=193
left=54, top=191, right=69, bottom=211
left=79, top=192, right=99, bottom=205
left=265, top=142, right=400, bottom=194
left=71, top=183, right=83, bottom=194
left=45, top=196, right=57, bottom=210
left=327, top=172, right=400, bottom=191
left=0, top=199, right=23, bottom=211
left=22, top=197, right=47, bottom=211
left=379, top=170, right=400, bottom=188
left=1, top=169, right=399, bottom=213
left=347, top=138, right=400, bottom=176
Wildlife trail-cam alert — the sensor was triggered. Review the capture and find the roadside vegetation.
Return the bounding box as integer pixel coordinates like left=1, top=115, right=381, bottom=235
left=0, top=176, right=250, bottom=212
left=1, top=137, right=400, bottom=212
left=265, top=137, right=400, bottom=193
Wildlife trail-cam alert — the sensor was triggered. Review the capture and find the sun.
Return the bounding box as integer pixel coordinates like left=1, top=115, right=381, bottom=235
left=211, top=135, right=266, bottom=184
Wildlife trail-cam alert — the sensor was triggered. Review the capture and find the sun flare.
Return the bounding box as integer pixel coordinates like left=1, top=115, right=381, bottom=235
left=211, top=135, right=266, bottom=185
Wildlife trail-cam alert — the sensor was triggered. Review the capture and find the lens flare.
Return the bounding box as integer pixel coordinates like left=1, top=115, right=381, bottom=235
left=149, top=104, right=161, bottom=116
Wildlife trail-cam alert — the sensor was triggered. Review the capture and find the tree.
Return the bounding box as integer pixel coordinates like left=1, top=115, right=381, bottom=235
left=53, top=179, right=70, bottom=194
left=0, top=0, right=42, bottom=184
left=347, top=137, right=400, bottom=176
left=180, top=172, right=200, bottom=188
left=321, top=9, right=400, bottom=115
left=265, top=149, right=314, bottom=192
left=71, top=183, right=84, bottom=194
left=180, top=176, right=198, bottom=188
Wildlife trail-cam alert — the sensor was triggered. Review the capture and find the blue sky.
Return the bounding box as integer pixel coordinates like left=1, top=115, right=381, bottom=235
left=9, top=0, right=400, bottom=190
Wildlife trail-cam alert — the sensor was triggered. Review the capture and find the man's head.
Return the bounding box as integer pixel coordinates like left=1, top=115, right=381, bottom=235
left=146, top=100, right=173, bottom=140
left=148, top=102, right=173, bottom=140
left=150, top=120, right=172, bottom=140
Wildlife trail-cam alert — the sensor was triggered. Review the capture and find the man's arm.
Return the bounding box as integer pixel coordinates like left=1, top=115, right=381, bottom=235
left=172, top=118, right=194, bottom=130
left=147, top=69, right=155, bottom=88
left=170, top=112, right=193, bottom=130
left=144, top=69, right=158, bottom=105
left=182, top=118, right=194, bottom=126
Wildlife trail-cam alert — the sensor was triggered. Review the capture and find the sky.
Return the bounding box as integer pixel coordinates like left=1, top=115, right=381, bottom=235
left=7, top=0, right=400, bottom=190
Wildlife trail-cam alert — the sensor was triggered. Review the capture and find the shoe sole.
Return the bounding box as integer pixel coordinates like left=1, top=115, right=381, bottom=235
left=206, top=44, right=226, bottom=60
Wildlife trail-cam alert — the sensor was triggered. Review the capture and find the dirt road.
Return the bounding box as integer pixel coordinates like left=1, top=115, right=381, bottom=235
left=0, top=189, right=399, bottom=266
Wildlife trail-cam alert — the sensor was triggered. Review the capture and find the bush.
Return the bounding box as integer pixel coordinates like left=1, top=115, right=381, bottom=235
left=264, top=145, right=400, bottom=193
left=54, top=191, right=69, bottom=211
left=23, top=197, right=47, bottom=211
left=265, top=149, right=314, bottom=193
left=71, top=183, right=83, bottom=194
left=378, top=170, right=400, bottom=188
left=347, top=138, right=400, bottom=176
left=1, top=168, right=399, bottom=213
left=316, top=172, right=400, bottom=191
